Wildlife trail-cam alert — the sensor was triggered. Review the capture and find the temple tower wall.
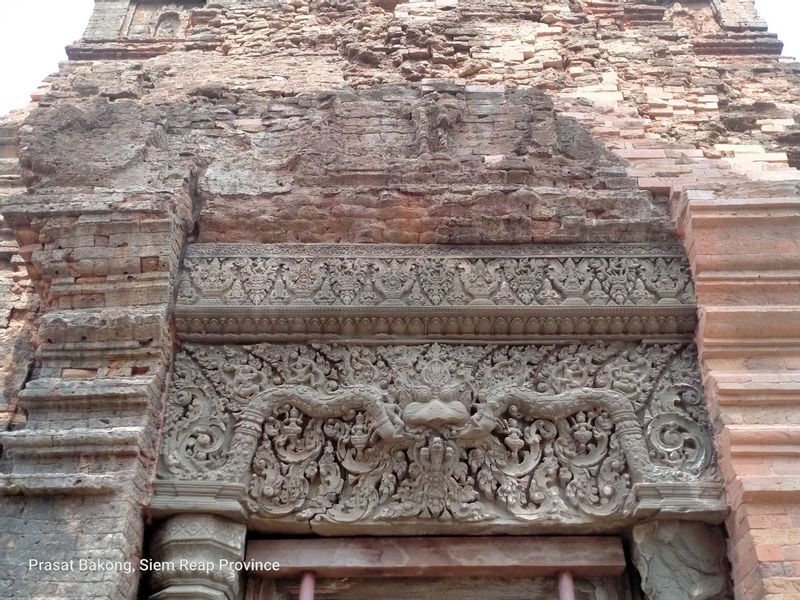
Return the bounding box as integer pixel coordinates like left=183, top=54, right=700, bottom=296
left=0, top=1, right=798, bottom=599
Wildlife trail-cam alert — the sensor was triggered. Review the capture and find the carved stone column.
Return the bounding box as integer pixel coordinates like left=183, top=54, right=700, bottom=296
left=150, top=514, right=247, bottom=600
left=631, top=521, right=729, bottom=600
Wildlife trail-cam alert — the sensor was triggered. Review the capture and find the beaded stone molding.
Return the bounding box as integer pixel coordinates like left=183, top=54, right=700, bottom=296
left=175, top=244, right=697, bottom=341
left=153, top=341, right=724, bottom=534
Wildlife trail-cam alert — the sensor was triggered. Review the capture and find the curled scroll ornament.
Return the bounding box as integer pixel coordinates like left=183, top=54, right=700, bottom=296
left=159, top=342, right=717, bottom=525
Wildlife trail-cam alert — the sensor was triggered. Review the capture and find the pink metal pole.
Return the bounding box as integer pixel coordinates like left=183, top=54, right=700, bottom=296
left=558, top=570, right=575, bottom=600
left=299, top=571, right=316, bottom=600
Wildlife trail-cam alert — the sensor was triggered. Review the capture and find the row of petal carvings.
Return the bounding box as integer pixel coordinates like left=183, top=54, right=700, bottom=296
left=159, top=342, right=720, bottom=528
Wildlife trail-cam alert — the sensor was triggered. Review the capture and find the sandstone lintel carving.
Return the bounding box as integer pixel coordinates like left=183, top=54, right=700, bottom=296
left=155, top=341, right=723, bottom=534
left=176, top=244, right=697, bottom=340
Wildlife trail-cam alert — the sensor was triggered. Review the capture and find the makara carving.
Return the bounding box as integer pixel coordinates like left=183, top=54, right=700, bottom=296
left=175, top=244, right=697, bottom=340
left=158, top=342, right=722, bottom=531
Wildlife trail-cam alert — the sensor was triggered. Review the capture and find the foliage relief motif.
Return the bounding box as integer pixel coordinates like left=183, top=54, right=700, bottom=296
left=177, top=254, right=695, bottom=308
left=160, top=342, right=716, bottom=526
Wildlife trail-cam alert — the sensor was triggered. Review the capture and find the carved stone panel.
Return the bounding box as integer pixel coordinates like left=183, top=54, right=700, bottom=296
left=175, top=244, right=697, bottom=340
left=123, top=1, right=203, bottom=39
left=155, top=341, right=723, bottom=534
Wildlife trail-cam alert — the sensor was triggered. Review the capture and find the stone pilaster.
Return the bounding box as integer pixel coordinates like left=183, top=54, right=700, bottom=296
left=672, top=182, right=800, bottom=600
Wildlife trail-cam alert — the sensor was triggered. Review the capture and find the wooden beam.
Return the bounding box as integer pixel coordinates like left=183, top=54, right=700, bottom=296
left=246, top=536, right=626, bottom=578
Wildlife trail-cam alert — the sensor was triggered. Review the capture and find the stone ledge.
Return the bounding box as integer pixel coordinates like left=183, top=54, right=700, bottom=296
left=724, top=425, right=800, bottom=456
left=66, top=41, right=188, bottom=61
left=0, top=190, right=192, bottom=221
left=730, top=476, right=800, bottom=504
left=0, top=473, right=120, bottom=496
left=49, top=272, right=173, bottom=309
left=633, top=481, right=728, bottom=521
left=693, top=33, right=783, bottom=55
left=695, top=271, right=800, bottom=282
left=38, top=306, right=170, bottom=343
left=709, top=372, right=800, bottom=405
left=700, top=337, right=800, bottom=360
left=700, top=306, right=800, bottom=343
left=40, top=343, right=162, bottom=365
left=687, top=198, right=800, bottom=224
left=177, top=308, right=699, bottom=342
left=0, top=426, right=145, bottom=458
left=149, top=481, right=248, bottom=521
left=18, top=376, right=155, bottom=408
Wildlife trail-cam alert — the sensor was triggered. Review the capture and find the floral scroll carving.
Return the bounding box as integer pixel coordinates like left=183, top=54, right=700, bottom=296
left=178, top=246, right=695, bottom=309
left=158, top=342, right=720, bottom=530
left=174, top=245, right=698, bottom=340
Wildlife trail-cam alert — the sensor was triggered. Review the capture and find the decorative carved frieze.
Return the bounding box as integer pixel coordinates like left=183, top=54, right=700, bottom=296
left=156, top=341, right=723, bottom=533
left=176, top=244, right=697, bottom=340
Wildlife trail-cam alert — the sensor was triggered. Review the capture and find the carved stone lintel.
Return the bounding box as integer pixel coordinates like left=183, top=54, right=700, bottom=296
left=175, top=244, right=697, bottom=340
left=156, top=341, right=722, bottom=533
left=631, top=521, right=729, bottom=600
left=149, top=514, right=247, bottom=600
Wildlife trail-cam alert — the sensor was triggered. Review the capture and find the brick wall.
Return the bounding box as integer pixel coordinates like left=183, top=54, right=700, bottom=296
left=672, top=184, right=800, bottom=600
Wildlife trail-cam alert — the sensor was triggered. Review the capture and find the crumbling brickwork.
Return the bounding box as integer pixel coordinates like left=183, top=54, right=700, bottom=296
left=0, top=1, right=798, bottom=599
left=0, top=111, right=37, bottom=434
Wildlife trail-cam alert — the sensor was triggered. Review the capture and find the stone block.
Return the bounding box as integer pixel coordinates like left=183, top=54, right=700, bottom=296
left=632, top=521, right=729, bottom=600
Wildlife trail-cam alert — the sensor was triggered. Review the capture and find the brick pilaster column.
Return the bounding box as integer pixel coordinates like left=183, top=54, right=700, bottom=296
left=0, top=189, right=194, bottom=599
left=672, top=182, right=800, bottom=600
